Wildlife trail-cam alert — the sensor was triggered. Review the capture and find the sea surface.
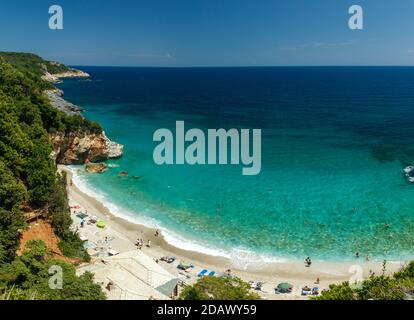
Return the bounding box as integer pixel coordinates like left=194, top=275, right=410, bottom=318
left=58, top=67, right=414, bottom=265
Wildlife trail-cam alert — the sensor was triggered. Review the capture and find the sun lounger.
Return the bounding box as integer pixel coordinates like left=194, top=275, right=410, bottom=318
left=108, top=250, right=119, bottom=256
left=301, top=286, right=312, bottom=296
left=177, top=261, right=194, bottom=270
left=208, top=271, right=215, bottom=277
left=178, top=263, right=191, bottom=270
left=198, top=269, right=208, bottom=277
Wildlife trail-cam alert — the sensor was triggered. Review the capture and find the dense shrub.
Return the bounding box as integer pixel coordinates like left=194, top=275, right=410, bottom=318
left=58, top=235, right=90, bottom=263
left=180, top=276, right=261, bottom=300
left=314, top=262, right=414, bottom=300
left=0, top=53, right=103, bottom=299
left=0, top=241, right=104, bottom=300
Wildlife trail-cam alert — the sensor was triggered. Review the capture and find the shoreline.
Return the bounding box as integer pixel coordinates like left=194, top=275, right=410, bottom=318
left=61, top=165, right=409, bottom=299
left=70, top=166, right=288, bottom=265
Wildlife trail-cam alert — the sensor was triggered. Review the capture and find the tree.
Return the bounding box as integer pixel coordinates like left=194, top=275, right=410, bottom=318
left=49, top=172, right=72, bottom=239
left=179, top=276, right=261, bottom=300
left=313, top=282, right=358, bottom=300
left=0, top=53, right=103, bottom=299
left=314, top=262, right=414, bottom=300
left=0, top=160, right=27, bottom=210
left=0, top=208, right=25, bottom=262
left=0, top=240, right=105, bottom=300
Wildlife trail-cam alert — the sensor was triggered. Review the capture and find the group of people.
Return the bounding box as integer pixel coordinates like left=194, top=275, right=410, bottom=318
left=305, top=251, right=371, bottom=268
left=355, top=251, right=370, bottom=261
left=303, top=252, right=371, bottom=288
left=135, top=238, right=151, bottom=249
left=135, top=229, right=160, bottom=249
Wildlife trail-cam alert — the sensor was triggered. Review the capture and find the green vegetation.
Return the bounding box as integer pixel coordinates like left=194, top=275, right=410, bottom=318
left=0, top=52, right=70, bottom=87
left=48, top=172, right=90, bottom=262
left=314, top=261, right=414, bottom=300
left=179, top=276, right=261, bottom=300
left=0, top=240, right=105, bottom=300
left=58, top=235, right=91, bottom=263
left=0, top=52, right=103, bottom=299
left=0, top=51, right=102, bottom=135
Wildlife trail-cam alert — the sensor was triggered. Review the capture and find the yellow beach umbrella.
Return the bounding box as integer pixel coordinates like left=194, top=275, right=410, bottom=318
left=97, top=219, right=106, bottom=228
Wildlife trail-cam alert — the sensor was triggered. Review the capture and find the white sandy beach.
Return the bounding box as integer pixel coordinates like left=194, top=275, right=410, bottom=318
left=61, top=165, right=409, bottom=300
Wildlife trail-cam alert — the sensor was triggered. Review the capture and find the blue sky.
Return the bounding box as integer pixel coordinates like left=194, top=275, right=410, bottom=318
left=0, top=0, right=413, bottom=66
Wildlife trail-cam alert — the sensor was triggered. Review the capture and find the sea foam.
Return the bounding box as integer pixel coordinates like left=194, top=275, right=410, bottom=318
left=68, top=165, right=289, bottom=268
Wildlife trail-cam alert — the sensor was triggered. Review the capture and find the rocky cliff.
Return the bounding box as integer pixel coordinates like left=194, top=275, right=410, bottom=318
left=44, top=70, right=124, bottom=165
left=45, top=89, right=83, bottom=116
left=41, top=67, right=90, bottom=83
left=50, top=131, right=123, bottom=165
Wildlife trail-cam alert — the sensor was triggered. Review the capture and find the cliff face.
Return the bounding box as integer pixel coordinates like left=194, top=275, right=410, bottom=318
left=45, top=89, right=83, bottom=116
left=43, top=68, right=124, bottom=165
left=41, top=68, right=90, bottom=83
left=50, top=131, right=123, bottom=165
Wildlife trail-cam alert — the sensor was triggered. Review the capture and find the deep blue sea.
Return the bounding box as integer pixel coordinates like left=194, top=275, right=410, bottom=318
left=59, top=67, right=414, bottom=264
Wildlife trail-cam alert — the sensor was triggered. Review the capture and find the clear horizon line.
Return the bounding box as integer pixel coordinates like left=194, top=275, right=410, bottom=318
left=70, top=64, right=414, bottom=68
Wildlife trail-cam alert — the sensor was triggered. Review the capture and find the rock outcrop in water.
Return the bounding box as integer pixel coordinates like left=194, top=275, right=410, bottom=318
left=85, top=162, right=108, bottom=173
left=50, top=131, right=123, bottom=165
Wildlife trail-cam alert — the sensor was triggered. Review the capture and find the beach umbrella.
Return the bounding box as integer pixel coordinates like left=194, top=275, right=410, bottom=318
left=76, top=213, right=88, bottom=219
left=97, top=219, right=106, bottom=228
left=277, top=282, right=293, bottom=293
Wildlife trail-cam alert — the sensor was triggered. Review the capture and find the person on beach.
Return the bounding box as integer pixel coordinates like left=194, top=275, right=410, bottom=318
left=305, top=257, right=312, bottom=267
left=147, top=240, right=151, bottom=248
left=155, top=229, right=159, bottom=237
left=366, top=255, right=370, bottom=262
left=315, top=277, right=320, bottom=284
left=355, top=252, right=360, bottom=258
left=106, top=281, right=114, bottom=291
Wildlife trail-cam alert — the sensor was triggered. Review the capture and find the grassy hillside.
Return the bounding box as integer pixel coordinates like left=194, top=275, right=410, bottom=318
left=0, top=52, right=104, bottom=300
left=0, top=52, right=71, bottom=84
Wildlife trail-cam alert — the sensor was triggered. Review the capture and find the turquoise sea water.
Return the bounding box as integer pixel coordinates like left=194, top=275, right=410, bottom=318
left=59, top=67, right=414, bottom=264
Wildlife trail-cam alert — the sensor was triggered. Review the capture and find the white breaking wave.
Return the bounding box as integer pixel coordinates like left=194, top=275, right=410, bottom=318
left=68, top=166, right=290, bottom=269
